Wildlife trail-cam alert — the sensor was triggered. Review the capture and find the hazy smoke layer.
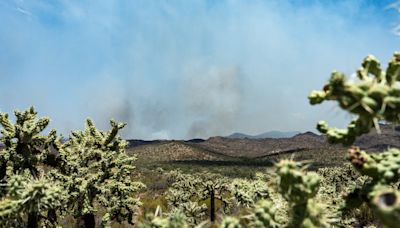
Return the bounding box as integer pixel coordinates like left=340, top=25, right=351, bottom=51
left=0, top=1, right=398, bottom=139
left=184, top=66, right=243, bottom=138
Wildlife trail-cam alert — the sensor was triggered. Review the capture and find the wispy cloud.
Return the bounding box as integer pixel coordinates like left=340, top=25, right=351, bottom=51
left=0, top=0, right=398, bottom=139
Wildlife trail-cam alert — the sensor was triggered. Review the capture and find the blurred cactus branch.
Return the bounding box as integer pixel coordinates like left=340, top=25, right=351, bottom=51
left=310, top=52, right=400, bottom=227
left=309, top=52, right=400, bottom=145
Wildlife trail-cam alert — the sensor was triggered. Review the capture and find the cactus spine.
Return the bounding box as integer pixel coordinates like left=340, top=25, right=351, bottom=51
left=309, top=52, right=400, bottom=227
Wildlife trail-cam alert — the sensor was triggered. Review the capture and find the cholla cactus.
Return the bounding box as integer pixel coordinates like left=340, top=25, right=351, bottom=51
left=0, top=171, right=67, bottom=227
left=165, top=171, right=206, bottom=224
left=1, top=107, right=144, bottom=227
left=200, top=173, right=232, bottom=222
left=137, top=208, right=188, bottom=228
left=276, top=160, right=330, bottom=228
left=0, top=107, right=65, bottom=227
left=317, top=164, right=368, bottom=226
left=309, top=52, right=400, bottom=227
left=309, top=53, right=400, bottom=145
left=342, top=146, right=400, bottom=226
left=0, top=107, right=60, bottom=179
left=53, top=119, right=144, bottom=227
left=165, top=170, right=232, bottom=224
left=247, top=200, right=280, bottom=228
left=230, top=174, right=269, bottom=207
left=220, top=216, right=242, bottom=228
left=348, top=147, right=400, bottom=183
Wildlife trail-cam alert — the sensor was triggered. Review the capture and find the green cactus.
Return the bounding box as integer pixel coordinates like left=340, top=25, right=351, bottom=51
left=247, top=200, right=280, bottom=228
left=0, top=107, right=66, bottom=227
left=137, top=208, right=189, bottom=228
left=164, top=161, right=331, bottom=227
left=276, top=160, right=330, bottom=228
left=230, top=174, right=269, bottom=207
left=309, top=52, right=400, bottom=227
left=165, top=170, right=233, bottom=225
left=220, top=216, right=242, bottom=228
left=0, top=107, right=144, bottom=227
left=309, top=52, right=400, bottom=145
left=342, top=146, right=400, bottom=227
left=0, top=107, right=60, bottom=180
left=0, top=172, right=68, bottom=228
left=52, top=119, right=144, bottom=227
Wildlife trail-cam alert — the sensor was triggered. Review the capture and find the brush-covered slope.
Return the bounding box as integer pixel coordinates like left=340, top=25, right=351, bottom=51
left=127, top=140, right=236, bottom=163
left=191, top=132, right=330, bottom=158
left=126, top=124, right=400, bottom=164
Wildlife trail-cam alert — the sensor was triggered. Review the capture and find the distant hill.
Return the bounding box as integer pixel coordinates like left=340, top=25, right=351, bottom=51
left=126, top=124, right=400, bottom=168
left=196, top=131, right=329, bottom=158
left=227, top=130, right=301, bottom=139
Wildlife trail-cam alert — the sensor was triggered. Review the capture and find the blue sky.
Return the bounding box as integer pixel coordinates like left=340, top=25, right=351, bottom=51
left=0, top=0, right=399, bottom=139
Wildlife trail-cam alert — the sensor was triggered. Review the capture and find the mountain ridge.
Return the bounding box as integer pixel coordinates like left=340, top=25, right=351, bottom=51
left=227, top=130, right=301, bottom=139
left=127, top=124, right=400, bottom=167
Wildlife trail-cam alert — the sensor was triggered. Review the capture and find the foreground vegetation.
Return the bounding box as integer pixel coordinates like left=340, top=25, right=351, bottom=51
left=1, top=52, right=400, bottom=227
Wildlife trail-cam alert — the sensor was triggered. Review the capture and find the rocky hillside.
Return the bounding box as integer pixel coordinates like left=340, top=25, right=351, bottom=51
left=127, top=140, right=237, bottom=164
left=187, top=132, right=328, bottom=158
left=127, top=124, right=400, bottom=164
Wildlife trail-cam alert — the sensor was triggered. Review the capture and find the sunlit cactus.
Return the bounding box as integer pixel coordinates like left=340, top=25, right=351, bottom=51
left=247, top=200, right=280, bottom=228
left=0, top=107, right=60, bottom=180
left=230, top=174, right=269, bottom=207
left=276, top=160, right=330, bottom=228
left=220, top=216, right=242, bottom=228
left=0, top=107, right=144, bottom=227
left=0, top=107, right=65, bottom=227
left=137, top=207, right=188, bottom=228
left=53, top=118, right=144, bottom=227
left=165, top=170, right=232, bottom=225
left=165, top=171, right=207, bottom=224
left=0, top=171, right=68, bottom=227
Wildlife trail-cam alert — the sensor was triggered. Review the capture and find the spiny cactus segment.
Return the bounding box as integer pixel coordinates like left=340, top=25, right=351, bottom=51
left=310, top=52, right=400, bottom=227
left=0, top=172, right=68, bottom=227
left=0, top=107, right=66, bottom=226
left=309, top=52, right=400, bottom=145
left=53, top=118, right=144, bottom=226
left=276, top=160, right=330, bottom=228
left=0, top=107, right=59, bottom=179
left=247, top=200, right=280, bottom=228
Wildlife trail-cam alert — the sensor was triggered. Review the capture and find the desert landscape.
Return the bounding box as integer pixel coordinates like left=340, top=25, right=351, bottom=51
left=2, top=1, right=400, bottom=227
